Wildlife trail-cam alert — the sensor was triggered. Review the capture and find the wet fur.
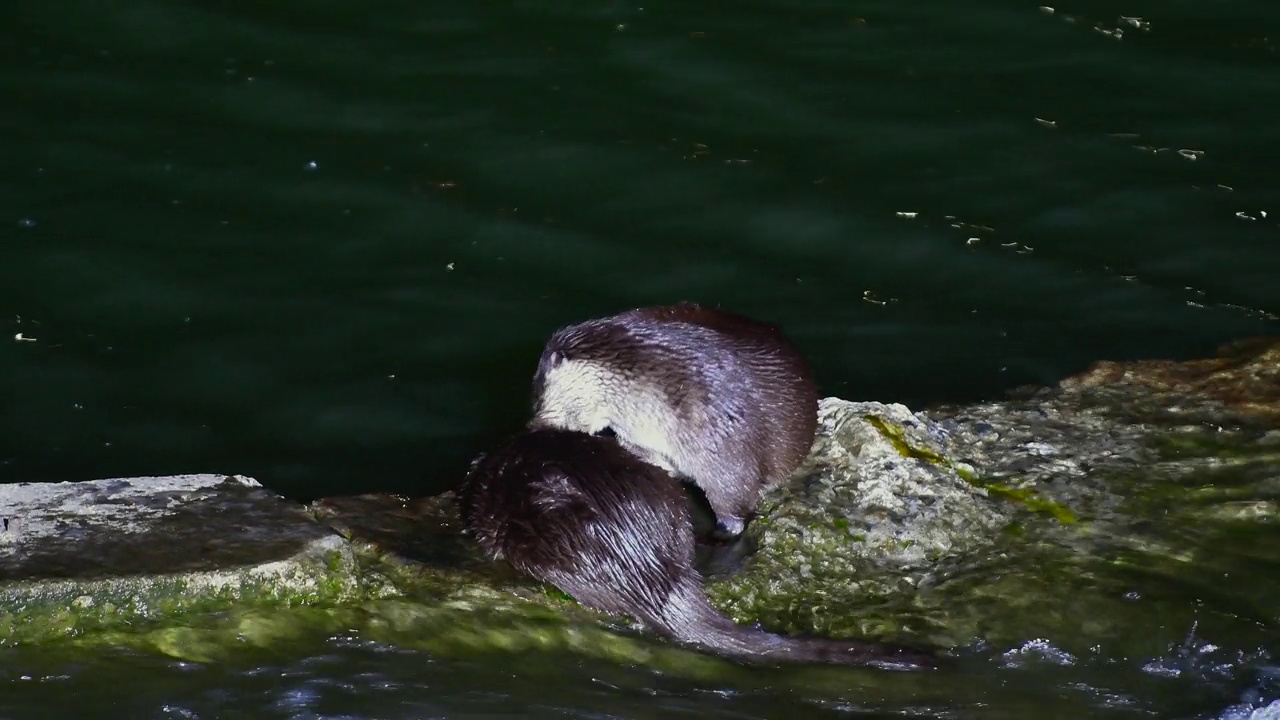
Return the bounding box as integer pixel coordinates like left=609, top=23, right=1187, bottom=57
left=458, top=428, right=934, bottom=669
left=531, top=303, right=820, bottom=536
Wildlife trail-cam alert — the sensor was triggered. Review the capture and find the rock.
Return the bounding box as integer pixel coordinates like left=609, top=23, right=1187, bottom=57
left=0, top=474, right=360, bottom=645
left=924, top=337, right=1280, bottom=541
left=1058, top=337, right=1280, bottom=427
left=706, top=399, right=1012, bottom=642
left=902, top=338, right=1280, bottom=652
left=306, top=492, right=741, bottom=675
left=294, top=400, right=1019, bottom=654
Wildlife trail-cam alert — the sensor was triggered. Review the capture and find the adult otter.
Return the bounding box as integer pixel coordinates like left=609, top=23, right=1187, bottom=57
left=530, top=303, right=819, bottom=537
left=458, top=427, right=934, bottom=669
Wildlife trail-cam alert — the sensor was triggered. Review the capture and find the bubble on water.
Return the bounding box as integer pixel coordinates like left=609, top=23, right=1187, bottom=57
left=272, top=683, right=321, bottom=712
left=1000, top=638, right=1077, bottom=668
left=17, top=218, right=36, bottom=228
left=305, top=161, right=319, bottom=172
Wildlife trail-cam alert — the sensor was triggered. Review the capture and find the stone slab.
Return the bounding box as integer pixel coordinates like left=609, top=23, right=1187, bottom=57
left=0, top=474, right=360, bottom=644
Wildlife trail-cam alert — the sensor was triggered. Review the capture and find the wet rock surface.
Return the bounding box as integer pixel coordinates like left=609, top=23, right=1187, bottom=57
left=924, top=337, right=1280, bottom=533
left=936, top=337, right=1280, bottom=468
left=907, top=338, right=1280, bottom=651
left=0, top=474, right=359, bottom=644
left=706, top=398, right=1011, bottom=642
left=1057, top=337, right=1280, bottom=427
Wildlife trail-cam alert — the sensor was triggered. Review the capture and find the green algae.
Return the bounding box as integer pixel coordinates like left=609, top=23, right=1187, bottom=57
left=0, top=541, right=361, bottom=646
left=48, top=581, right=742, bottom=681
left=970, top=481, right=1078, bottom=525
left=864, top=415, right=956, bottom=471
left=1148, top=429, right=1280, bottom=464
left=864, top=414, right=1078, bottom=525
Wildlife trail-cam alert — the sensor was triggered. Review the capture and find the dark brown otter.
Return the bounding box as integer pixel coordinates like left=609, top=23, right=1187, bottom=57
left=458, top=427, right=934, bottom=669
left=530, top=303, right=820, bottom=537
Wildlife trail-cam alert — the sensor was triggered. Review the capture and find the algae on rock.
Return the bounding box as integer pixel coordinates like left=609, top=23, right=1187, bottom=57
left=707, top=399, right=1013, bottom=642
left=0, top=474, right=361, bottom=645
left=3, top=339, right=1278, bottom=675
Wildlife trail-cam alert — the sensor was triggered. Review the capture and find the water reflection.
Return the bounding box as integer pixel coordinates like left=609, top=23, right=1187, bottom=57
left=2, top=622, right=1276, bottom=720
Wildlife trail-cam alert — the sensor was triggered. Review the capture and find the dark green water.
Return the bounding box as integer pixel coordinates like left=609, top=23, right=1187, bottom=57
left=3, top=0, right=1278, bottom=498
left=3, top=2, right=1280, bottom=717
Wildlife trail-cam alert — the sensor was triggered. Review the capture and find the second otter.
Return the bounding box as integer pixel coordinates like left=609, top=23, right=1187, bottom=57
left=531, top=303, right=819, bottom=537
left=459, top=427, right=934, bottom=669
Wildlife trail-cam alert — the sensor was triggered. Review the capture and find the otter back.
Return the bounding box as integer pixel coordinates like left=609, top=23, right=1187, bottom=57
left=530, top=303, right=820, bottom=536
left=458, top=428, right=934, bottom=670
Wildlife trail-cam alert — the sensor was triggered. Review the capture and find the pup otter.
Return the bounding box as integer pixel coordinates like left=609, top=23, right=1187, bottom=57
left=531, top=303, right=819, bottom=537
left=458, top=427, right=933, bottom=669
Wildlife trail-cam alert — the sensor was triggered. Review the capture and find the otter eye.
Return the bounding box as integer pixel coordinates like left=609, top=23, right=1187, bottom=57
left=594, top=427, right=617, bottom=438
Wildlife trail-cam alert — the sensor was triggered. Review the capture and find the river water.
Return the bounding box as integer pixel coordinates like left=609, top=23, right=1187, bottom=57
left=2, top=0, right=1279, bottom=717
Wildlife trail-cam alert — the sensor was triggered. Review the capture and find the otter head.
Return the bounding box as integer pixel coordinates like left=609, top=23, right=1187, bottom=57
left=530, top=351, right=616, bottom=435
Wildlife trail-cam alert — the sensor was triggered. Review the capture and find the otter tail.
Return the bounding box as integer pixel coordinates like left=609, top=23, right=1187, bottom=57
left=653, top=582, right=936, bottom=670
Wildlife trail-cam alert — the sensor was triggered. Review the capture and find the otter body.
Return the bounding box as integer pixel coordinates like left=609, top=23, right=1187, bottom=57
left=458, top=428, right=932, bottom=669
left=531, top=303, right=819, bottom=536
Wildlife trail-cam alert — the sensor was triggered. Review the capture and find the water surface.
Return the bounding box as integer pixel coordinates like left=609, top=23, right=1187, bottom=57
left=4, top=0, right=1278, bottom=497
left=2, top=1, right=1279, bottom=717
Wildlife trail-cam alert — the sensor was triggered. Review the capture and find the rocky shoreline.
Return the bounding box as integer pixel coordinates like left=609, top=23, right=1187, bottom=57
left=3, top=338, right=1276, bottom=666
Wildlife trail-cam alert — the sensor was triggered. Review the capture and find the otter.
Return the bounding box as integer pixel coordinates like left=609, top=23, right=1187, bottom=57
left=530, top=303, right=819, bottom=537
left=458, top=427, right=934, bottom=669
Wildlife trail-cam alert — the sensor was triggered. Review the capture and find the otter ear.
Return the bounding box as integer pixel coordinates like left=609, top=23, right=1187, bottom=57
left=536, top=350, right=568, bottom=381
